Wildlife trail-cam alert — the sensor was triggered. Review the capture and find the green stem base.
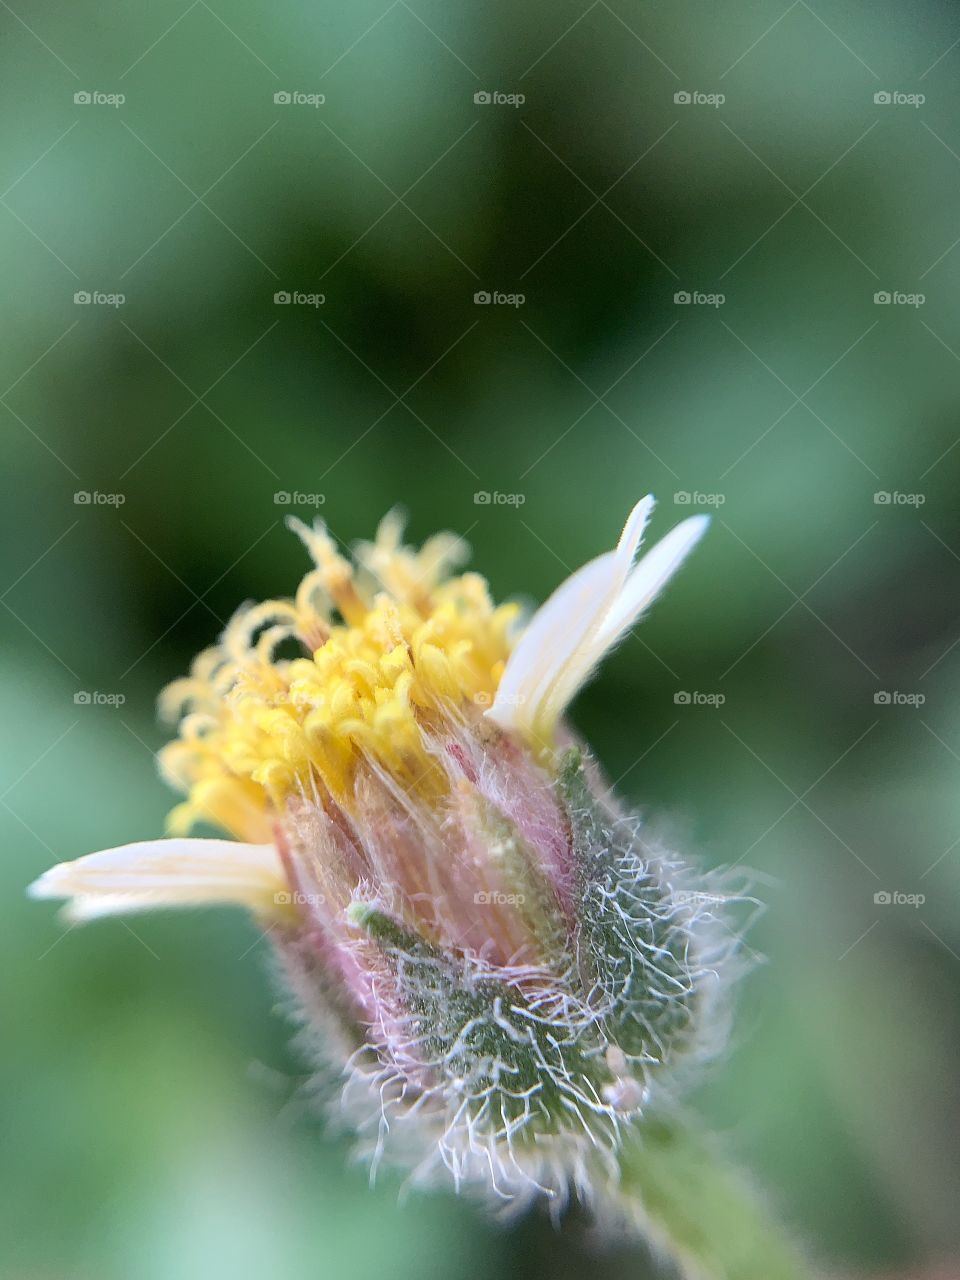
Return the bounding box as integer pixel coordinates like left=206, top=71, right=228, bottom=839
left=613, top=1116, right=812, bottom=1280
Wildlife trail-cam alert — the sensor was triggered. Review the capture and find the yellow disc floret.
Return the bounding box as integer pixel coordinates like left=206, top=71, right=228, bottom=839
left=157, top=514, right=519, bottom=841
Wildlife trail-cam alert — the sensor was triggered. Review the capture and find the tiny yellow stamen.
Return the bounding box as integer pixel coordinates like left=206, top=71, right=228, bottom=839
left=158, top=513, right=519, bottom=840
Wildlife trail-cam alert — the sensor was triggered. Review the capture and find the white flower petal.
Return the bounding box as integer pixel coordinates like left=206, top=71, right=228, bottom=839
left=61, top=895, right=169, bottom=924
left=486, top=498, right=707, bottom=742
left=487, top=497, right=654, bottom=736
left=536, top=497, right=663, bottom=728
left=486, top=549, right=620, bottom=735
left=615, top=493, right=655, bottom=563
left=596, top=513, right=710, bottom=648
left=28, top=837, right=286, bottom=921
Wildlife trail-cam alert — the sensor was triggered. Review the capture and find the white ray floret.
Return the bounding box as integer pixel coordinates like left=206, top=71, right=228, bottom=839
left=487, top=497, right=709, bottom=740
left=28, top=837, right=285, bottom=921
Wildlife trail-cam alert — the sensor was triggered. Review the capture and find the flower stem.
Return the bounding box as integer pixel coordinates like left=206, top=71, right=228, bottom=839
left=615, top=1116, right=811, bottom=1280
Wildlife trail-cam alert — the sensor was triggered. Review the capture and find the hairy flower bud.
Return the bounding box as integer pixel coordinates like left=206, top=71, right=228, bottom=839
left=30, top=498, right=742, bottom=1222
left=279, top=741, right=739, bottom=1213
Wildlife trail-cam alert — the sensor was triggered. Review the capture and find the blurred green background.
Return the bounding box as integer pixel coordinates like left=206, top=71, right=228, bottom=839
left=3, top=1, right=960, bottom=1276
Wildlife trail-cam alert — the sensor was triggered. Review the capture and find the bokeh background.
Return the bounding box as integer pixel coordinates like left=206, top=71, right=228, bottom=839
left=3, top=1, right=960, bottom=1276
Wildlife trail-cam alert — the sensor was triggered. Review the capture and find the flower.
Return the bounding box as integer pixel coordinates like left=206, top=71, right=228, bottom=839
left=30, top=497, right=732, bottom=1216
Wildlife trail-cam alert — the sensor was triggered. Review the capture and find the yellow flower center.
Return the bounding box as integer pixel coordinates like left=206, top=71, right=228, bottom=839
left=157, top=514, right=519, bottom=842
